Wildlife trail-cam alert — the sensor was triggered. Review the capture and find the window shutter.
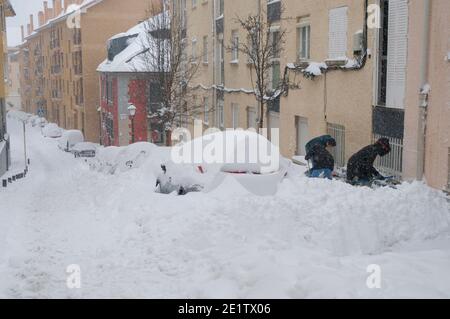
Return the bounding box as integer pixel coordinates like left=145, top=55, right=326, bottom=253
left=328, top=7, right=348, bottom=59
left=386, top=0, right=409, bottom=109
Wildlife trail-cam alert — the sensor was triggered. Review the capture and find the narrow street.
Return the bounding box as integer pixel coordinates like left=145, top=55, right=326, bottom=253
left=1, top=117, right=450, bottom=298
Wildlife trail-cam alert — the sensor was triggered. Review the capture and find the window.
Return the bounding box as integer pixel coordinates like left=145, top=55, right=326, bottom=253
left=192, top=0, right=197, bottom=9
left=202, top=36, right=208, bottom=63
left=216, top=0, right=224, bottom=18
left=181, top=0, right=187, bottom=29
left=203, top=97, right=209, bottom=124
left=270, top=30, right=280, bottom=59
left=232, top=104, right=239, bottom=128
left=216, top=38, right=225, bottom=84
left=191, top=38, right=197, bottom=61
left=270, top=29, right=281, bottom=90
left=247, top=107, right=257, bottom=129
left=267, top=0, right=281, bottom=22
left=271, top=62, right=280, bottom=90
left=297, top=17, right=311, bottom=60
left=217, top=99, right=224, bottom=128
left=231, top=30, right=239, bottom=62
left=328, top=6, right=348, bottom=59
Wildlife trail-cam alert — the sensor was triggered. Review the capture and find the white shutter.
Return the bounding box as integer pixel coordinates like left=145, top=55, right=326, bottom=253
left=386, top=0, right=409, bottom=109
left=328, top=7, right=348, bottom=59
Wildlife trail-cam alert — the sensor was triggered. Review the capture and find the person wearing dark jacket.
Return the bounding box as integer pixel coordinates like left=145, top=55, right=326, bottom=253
left=305, top=135, right=336, bottom=155
left=346, top=138, right=391, bottom=184
left=305, top=137, right=336, bottom=179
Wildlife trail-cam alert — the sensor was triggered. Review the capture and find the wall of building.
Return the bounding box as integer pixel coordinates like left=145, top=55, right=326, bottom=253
left=0, top=0, right=15, bottom=177
left=6, top=48, right=21, bottom=110
left=403, top=0, right=450, bottom=191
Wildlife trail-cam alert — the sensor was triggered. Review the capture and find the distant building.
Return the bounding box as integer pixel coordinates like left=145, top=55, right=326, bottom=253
left=97, top=15, right=168, bottom=146
left=0, top=0, right=15, bottom=177
left=18, top=0, right=152, bottom=142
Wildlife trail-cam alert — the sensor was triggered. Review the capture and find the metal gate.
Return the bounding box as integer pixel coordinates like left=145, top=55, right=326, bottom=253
left=327, top=123, right=346, bottom=167
left=373, top=134, right=403, bottom=178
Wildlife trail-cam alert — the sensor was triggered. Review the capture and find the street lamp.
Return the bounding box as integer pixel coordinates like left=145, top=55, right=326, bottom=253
left=128, top=103, right=137, bottom=144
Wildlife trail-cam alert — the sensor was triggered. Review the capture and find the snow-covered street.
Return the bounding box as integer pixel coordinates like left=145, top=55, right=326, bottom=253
left=1, top=117, right=450, bottom=299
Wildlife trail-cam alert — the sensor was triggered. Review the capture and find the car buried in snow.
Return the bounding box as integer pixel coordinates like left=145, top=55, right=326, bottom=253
left=156, top=130, right=291, bottom=196
left=58, top=130, right=84, bottom=152
left=72, top=142, right=98, bottom=158
left=42, top=123, right=63, bottom=138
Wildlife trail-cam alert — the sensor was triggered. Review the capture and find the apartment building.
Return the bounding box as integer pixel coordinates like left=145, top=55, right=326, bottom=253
left=97, top=13, right=166, bottom=147
left=176, top=0, right=449, bottom=191
left=0, top=0, right=15, bottom=177
left=19, top=0, right=150, bottom=142
left=6, top=47, right=21, bottom=110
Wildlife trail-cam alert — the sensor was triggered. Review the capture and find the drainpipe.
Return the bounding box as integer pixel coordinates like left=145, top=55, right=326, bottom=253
left=416, top=0, right=431, bottom=180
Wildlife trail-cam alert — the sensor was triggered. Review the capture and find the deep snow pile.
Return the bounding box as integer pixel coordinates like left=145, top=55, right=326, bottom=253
left=1, top=117, right=450, bottom=298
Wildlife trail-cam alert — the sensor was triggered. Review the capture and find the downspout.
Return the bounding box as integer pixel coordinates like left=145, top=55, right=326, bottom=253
left=416, top=0, right=431, bottom=180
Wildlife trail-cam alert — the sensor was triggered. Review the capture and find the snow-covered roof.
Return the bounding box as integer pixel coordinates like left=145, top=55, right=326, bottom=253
left=97, top=12, right=170, bottom=74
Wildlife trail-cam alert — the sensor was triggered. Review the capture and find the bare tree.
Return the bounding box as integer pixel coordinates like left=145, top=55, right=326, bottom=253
left=138, top=0, right=202, bottom=146
left=230, top=7, right=291, bottom=129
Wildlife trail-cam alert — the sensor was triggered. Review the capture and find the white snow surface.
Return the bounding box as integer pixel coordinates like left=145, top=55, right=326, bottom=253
left=1, top=117, right=450, bottom=298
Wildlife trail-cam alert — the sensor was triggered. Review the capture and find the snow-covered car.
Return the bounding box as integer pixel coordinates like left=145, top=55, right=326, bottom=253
left=42, top=123, right=63, bottom=138
left=37, top=117, right=48, bottom=128
left=155, top=164, right=204, bottom=195
left=58, top=130, right=84, bottom=152
left=162, top=130, right=291, bottom=196
left=89, top=142, right=171, bottom=175
left=30, top=116, right=44, bottom=127
left=72, top=142, right=98, bottom=158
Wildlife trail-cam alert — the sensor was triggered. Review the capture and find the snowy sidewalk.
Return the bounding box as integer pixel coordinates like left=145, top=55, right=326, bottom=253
left=0, top=117, right=449, bottom=298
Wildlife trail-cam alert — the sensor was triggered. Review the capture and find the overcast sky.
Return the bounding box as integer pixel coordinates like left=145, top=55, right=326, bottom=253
left=6, top=0, right=45, bottom=47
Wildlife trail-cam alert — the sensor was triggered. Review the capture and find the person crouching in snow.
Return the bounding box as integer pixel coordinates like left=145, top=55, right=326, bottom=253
left=305, top=136, right=337, bottom=180
left=346, top=138, right=391, bottom=185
